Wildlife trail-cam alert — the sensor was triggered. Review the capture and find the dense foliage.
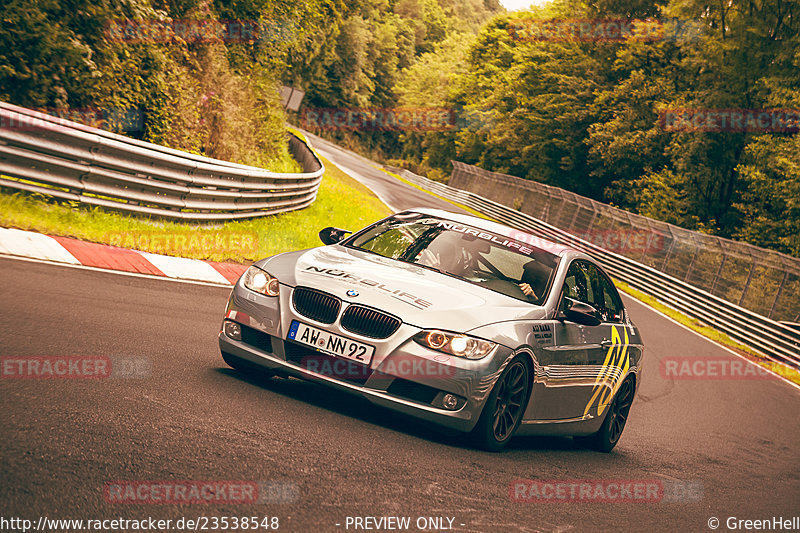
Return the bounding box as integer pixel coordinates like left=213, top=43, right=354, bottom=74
left=0, top=0, right=342, bottom=166
left=2, top=0, right=797, bottom=255
left=391, top=0, right=800, bottom=256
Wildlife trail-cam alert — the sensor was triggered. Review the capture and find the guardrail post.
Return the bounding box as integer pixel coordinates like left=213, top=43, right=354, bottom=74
left=710, top=245, right=727, bottom=295
left=660, top=228, right=677, bottom=271
left=737, top=260, right=758, bottom=307
left=638, top=217, right=652, bottom=262
left=568, top=201, right=582, bottom=231
left=586, top=209, right=597, bottom=235
left=684, top=244, right=699, bottom=282
left=541, top=190, right=552, bottom=221
left=769, top=272, right=788, bottom=320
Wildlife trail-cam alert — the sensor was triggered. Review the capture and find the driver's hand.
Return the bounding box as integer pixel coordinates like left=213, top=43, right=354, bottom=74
left=519, top=282, right=536, bottom=298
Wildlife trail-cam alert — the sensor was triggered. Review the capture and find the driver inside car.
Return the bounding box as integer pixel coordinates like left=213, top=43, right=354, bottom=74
left=518, top=259, right=551, bottom=303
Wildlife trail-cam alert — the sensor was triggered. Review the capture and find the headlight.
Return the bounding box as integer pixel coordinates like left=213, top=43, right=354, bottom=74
left=413, top=330, right=496, bottom=360
left=242, top=265, right=280, bottom=296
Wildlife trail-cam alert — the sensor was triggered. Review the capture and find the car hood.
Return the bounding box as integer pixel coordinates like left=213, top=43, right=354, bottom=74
left=257, top=245, right=546, bottom=332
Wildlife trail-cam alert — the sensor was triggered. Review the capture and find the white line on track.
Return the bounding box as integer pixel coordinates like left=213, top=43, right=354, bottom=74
left=620, top=292, right=800, bottom=393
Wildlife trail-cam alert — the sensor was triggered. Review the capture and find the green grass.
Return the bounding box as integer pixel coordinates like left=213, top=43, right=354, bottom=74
left=0, top=155, right=391, bottom=263
left=249, top=149, right=303, bottom=174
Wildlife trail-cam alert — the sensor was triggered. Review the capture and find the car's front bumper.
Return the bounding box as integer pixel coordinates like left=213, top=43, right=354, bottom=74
left=218, top=281, right=515, bottom=433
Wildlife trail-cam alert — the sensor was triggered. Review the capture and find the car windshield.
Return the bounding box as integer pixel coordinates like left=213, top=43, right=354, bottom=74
left=345, top=213, right=559, bottom=304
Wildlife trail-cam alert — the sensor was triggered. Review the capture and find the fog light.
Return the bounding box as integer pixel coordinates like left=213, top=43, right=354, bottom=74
left=224, top=321, right=242, bottom=340
left=442, top=394, right=458, bottom=410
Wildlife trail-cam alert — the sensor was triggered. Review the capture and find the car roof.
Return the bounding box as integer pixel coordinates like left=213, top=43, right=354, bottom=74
left=404, top=207, right=574, bottom=256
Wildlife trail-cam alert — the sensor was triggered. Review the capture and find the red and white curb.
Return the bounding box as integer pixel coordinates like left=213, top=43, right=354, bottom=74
left=0, top=227, right=247, bottom=285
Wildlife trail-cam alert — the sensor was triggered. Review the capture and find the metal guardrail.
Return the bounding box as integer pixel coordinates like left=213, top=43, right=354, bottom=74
left=0, top=102, right=325, bottom=221
left=389, top=166, right=800, bottom=370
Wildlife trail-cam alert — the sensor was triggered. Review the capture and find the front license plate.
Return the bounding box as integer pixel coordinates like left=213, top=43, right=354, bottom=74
left=287, top=321, right=374, bottom=365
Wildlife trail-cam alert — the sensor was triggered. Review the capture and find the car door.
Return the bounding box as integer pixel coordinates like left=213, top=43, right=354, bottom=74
left=528, top=260, right=630, bottom=421
left=577, top=262, right=632, bottom=420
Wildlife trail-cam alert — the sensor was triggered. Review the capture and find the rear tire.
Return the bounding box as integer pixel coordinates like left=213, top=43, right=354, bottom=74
left=471, top=356, right=531, bottom=452
left=221, top=351, right=275, bottom=379
left=577, top=375, right=635, bottom=452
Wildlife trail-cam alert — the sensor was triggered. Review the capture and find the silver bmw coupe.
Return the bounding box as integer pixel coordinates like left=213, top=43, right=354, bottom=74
left=219, top=208, right=643, bottom=451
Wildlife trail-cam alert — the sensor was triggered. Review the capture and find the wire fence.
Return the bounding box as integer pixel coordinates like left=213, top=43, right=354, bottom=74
left=450, top=161, right=800, bottom=323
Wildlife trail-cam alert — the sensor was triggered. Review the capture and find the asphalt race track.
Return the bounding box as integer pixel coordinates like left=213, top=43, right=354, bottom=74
left=1, top=137, right=799, bottom=533
left=305, top=132, right=468, bottom=215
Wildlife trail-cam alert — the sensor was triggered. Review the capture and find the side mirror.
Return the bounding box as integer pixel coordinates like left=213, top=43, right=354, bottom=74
left=559, top=298, right=602, bottom=326
left=319, top=227, right=351, bottom=245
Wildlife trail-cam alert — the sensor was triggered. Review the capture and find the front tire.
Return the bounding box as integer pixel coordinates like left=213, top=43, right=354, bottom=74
left=577, top=375, right=635, bottom=452
left=471, top=356, right=530, bottom=452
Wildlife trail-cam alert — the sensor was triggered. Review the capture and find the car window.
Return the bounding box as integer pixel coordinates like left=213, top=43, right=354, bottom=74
left=591, top=264, right=624, bottom=323
left=561, top=260, right=624, bottom=323
left=351, top=221, right=427, bottom=259
left=562, top=261, right=592, bottom=304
